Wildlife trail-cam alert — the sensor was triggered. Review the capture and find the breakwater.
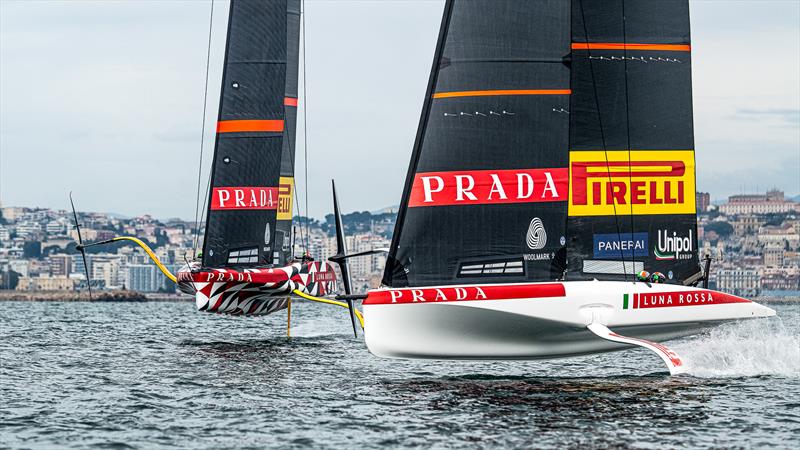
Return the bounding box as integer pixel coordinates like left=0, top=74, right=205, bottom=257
left=0, top=291, right=190, bottom=302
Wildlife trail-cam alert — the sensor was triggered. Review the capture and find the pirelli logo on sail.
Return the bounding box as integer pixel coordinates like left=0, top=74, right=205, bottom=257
left=277, top=177, right=294, bottom=220
left=568, top=150, right=696, bottom=216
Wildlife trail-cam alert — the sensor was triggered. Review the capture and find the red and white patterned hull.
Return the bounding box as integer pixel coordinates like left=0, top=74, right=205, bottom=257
left=177, top=261, right=336, bottom=316
left=362, top=280, right=775, bottom=359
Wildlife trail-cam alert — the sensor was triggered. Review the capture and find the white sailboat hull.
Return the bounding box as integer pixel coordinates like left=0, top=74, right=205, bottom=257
left=362, top=280, right=775, bottom=360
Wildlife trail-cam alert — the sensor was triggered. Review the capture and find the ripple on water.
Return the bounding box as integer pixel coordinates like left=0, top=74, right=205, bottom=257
left=0, top=300, right=798, bottom=449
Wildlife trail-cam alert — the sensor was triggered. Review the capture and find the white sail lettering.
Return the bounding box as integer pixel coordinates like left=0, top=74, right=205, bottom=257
left=235, top=190, right=245, bottom=207
left=517, top=173, right=534, bottom=199
left=474, top=287, right=487, bottom=300
left=455, top=288, right=467, bottom=300
left=390, top=290, right=403, bottom=303
left=249, top=190, right=258, bottom=207
left=455, top=175, right=477, bottom=201
left=260, top=189, right=267, bottom=207
left=542, top=172, right=559, bottom=198
left=488, top=174, right=508, bottom=200
left=218, top=190, right=230, bottom=208
left=421, top=176, right=444, bottom=203
left=435, top=289, right=447, bottom=301
left=411, top=289, right=425, bottom=302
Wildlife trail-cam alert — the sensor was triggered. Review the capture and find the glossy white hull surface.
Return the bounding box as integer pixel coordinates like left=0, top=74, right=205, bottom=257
left=362, top=280, right=775, bottom=360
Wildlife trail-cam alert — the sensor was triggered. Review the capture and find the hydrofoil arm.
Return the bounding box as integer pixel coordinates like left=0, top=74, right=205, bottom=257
left=586, top=323, right=686, bottom=375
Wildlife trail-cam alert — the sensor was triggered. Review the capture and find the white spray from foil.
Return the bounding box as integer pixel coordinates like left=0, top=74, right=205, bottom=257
left=674, top=314, right=800, bottom=378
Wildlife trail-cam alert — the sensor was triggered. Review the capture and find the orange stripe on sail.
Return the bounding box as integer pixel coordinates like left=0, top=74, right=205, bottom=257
left=571, top=42, right=691, bottom=52
left=432, top=89, right=571, bottom=99
left=217, top=120, right=284, bottom=133
left=284, top=97, right=298, bottom=107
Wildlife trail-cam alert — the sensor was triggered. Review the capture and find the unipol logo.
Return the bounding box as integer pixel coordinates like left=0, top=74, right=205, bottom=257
left=526, top=218, right=547, bottom=250
left=655, top=229, right=694, bottom=260
left=211, top=187, right=279, bottom=210
left=568, top=150, right=696, bottom=217
left=408, top=168, right=568, bottom=207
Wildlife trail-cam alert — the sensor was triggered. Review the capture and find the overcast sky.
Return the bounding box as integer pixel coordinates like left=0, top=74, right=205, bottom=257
left=1, top=0, right=798, bottom=220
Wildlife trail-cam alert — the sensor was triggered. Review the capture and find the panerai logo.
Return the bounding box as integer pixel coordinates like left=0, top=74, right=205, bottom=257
left=655, top=229, right=694, bottom=260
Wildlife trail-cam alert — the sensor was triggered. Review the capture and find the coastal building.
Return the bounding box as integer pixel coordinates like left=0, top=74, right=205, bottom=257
left=16, top=275, right=75, bottom=291
left=714, top=268, right=760, bottom=297
left=696, top=192, right=710, bottom=213
left=48, top=254, right=72, bottom=277
left=126, top=264, right=158, bottom=292
left=45, top=220, right=67, bottom=236
left=8, top=259, right=29, bottom=277
left=763, top=245, right=785, bottom=268
left=759, top=267, right=800, bottom=292
left=757, top=224, right=800, bottom=248
left=719, top=189, right=798, bottom=216
left=0, top=225, right=10, bottom=242
left=731, top=215, right=765, bottom=236
left=1, top=207, right=28, bottom=222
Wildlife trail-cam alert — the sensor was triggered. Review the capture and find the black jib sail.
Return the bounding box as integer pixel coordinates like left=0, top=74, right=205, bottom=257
left=202, top=0, right=301, bottom=268
left=566, top=0, right=699, bottom=283
left=384, top=0, right=699, bottom=288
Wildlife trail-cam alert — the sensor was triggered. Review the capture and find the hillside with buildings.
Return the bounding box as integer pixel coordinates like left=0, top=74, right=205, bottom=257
left=1, top=190, right=798, bottom=298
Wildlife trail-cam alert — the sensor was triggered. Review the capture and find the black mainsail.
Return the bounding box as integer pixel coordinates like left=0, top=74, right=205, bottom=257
left=202, top=0, right=301, bottom=268
left=566, top=0, right=699, bottom=283
left=384, top=0, right=699, bottom=287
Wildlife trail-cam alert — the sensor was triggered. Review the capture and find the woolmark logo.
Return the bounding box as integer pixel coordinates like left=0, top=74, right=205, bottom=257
left=568, top=150, right=696, bottom=217
left=407, top=168, right=568, bottom=207
left=526, top=218, right=547, bottom=250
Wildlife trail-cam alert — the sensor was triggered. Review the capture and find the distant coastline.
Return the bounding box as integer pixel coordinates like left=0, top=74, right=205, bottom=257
left=0, top=291, right=191, bottom=302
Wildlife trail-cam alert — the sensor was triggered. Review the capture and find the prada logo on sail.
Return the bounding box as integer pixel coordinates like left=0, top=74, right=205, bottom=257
left=211, top=187, right=279, bottom=210
left=408, top=168, right=568, bottom=207
left=568, top=150, right=696, bottom=216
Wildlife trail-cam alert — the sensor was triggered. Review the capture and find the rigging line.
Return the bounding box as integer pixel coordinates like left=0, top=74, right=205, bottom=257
left=621, top=0, right=636, bottom=282
left=283, top=4, right=308, bottom=258
left=283, top=2, right=307, bottom=258
left=301, top=0, right=310, bottom=253
left=192, top=0, right=216, bottom=258
left=578, top=0, right=629, bottom=281
left=285, top=84, right=308, bottom=258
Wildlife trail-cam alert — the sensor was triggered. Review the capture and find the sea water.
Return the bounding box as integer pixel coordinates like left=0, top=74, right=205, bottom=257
left=1, top=300, right=798, bottom=449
